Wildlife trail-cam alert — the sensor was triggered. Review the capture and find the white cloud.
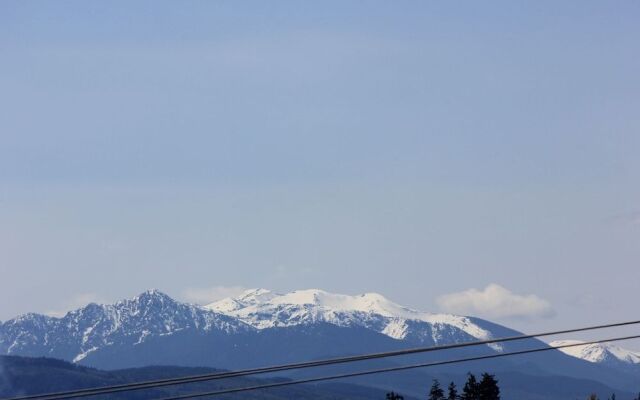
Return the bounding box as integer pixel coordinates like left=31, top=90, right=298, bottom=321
left=46, top=293, right=107, bottom=317
left=437, top=283, right=555, bottom=320
left=181, top=285, right=248, bottom=305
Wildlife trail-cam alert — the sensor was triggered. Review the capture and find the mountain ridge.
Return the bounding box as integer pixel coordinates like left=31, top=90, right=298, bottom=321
left=1, top=288, right=638, bottom=398
left=550, top=340, right=640, bottom=365
left=205, top=288, right=501, bottom=348
left=0, top=288, right=508, bottom=364
left=0, top=289, right=253, bottom=363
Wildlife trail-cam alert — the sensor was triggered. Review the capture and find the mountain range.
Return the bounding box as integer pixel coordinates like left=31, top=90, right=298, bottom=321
left=0, top=288, right=638, bottom=399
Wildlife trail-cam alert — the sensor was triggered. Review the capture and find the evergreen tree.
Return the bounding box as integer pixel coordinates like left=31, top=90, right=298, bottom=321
left=478, top=373, right=500, bottom=400
left=462, top=373, right=480, bottom=400
left=387, top=391, right=404, bottom=400
left=429, top=379, right=445, bottom=400
left=448, top=382, right=458, bottom=400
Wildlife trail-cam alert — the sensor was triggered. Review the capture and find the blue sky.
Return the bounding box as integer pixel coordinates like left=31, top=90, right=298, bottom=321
left=1, top=1, right=639, bottom=347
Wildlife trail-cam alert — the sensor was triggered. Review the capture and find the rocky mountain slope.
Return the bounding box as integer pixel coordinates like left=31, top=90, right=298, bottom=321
left=0, top=290, right=250, bottom=363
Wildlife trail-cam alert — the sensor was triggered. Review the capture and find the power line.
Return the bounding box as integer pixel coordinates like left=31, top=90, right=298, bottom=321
left=4, top=319, right=640, bottom=400
left=158, top=334, right=640, bottom=400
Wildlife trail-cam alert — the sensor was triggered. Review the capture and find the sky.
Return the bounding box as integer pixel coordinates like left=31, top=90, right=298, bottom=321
left=1, top=1, right=639, bottom=348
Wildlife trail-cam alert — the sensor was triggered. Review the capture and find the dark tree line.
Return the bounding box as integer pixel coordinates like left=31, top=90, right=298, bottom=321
left=428, top=373, right=500, bottom=400
left=387, top=374, right=640, bottom=400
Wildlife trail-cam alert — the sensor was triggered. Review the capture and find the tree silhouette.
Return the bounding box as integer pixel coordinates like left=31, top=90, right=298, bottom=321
left=448, top=382, right=458, bottom=400
left=429, top=379, right=445, bottom=400
left=461, top=373, right=480, bottom=400
left=387, top=391, right=404, bottom=400
left=478, top=373, right=500, bottom=400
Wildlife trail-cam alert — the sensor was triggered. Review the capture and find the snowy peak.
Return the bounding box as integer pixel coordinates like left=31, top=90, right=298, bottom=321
left=131, top=288, right=175, bottom=302
left=207, top=288, right=277, bottom=313
left=0, top=290, right=252, bottom=364
left=115, top=289, right=177, bottom=310
left=205, top=288, right=498, bottom=344
left=550, top=340, right=640, bottom=365
left=208, top=289, right=418, bottom=317
left=271, top=290, right=417, bottom=317
left=237, top=288, right=278, bottom=304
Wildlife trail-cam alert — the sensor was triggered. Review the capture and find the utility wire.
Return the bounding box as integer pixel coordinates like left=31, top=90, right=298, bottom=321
left=4, top=319, right=640, bottom=400
left=159, top=334, right=640, bottom=400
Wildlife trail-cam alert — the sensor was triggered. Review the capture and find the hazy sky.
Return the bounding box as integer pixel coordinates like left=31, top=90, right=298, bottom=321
left=1, top=1, right=639, bottom=348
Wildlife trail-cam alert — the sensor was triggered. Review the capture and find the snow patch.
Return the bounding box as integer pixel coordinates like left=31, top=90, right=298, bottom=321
left=73, top=346, right=98, bottom=363
left=551, top=340, right=640, bottom=364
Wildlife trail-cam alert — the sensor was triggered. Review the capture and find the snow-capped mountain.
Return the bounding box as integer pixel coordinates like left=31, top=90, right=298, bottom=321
left=550, top=340, right=640, bottom=365
left=0, top=289, right=250, bottom=363
left=205, top=288, right=502, bottom=349
left=0, top=288, right=516, bottom=368
left=1, top=288, right=637, bottom=398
